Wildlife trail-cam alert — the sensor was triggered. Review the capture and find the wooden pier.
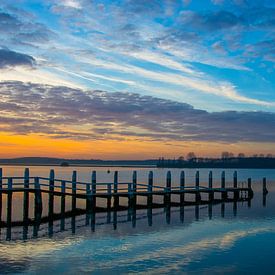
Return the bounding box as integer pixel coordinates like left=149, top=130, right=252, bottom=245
left=0, top=168, right=257, bottom=230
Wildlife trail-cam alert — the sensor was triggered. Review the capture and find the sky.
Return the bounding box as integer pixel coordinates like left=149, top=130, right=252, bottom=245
left=0, top=0, right=274, bottom=159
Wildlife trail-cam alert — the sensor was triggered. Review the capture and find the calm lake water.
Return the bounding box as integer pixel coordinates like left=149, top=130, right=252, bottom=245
left=1, top=166, right=275, bottom=274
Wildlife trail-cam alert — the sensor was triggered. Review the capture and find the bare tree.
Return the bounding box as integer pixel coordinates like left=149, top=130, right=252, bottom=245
left=186, top=152, right=196, bottom=161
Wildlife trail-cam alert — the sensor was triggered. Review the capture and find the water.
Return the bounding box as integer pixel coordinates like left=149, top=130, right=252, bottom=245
left=1, top=166, right=275, bottom=274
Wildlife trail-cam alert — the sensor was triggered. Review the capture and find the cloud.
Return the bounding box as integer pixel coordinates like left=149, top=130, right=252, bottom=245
left=1, top=81, right=275, bottom=143
left=0, top=48, right=35, bottom=69
left=0, top=10, right=54, bottom=46
left=178, top=10, right=242, bottom=31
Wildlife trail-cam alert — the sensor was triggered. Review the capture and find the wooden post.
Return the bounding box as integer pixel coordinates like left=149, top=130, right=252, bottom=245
left=233, top=171, right=239, bottom=199
left=164, top=171, right=171, bottom=205
left=48, top=169, right=55, bottom=218
left=107, top=183, right=112, bottom=211
left=147, top=171, right=153, bottom=207
left=221, top=171, right=227, bottom=199
left=208, top=171, right=214, bottom=201
left=263, top=177, right=268, bottom=194
left=86, top=182, right=92, bottom=213
left=247, top=178, right=253, bottom=199
left=0, top=168, right=2, bottom=223
left=61, top=180, right=66, bottom=230
left=180, top=171, right=185, bottom=204
left=128, top=179, right=133, bottom=216
left=92, top=171, right=97, bottom=209
left=113, top=171, right=119, bottom=209
left=196, top=171, right=199, bottom=190
left=7, top=178, right=13, bottom=236
left=72, top=171, right=77, bottom=212
left=23, top=168, right=30, bottom=223
left=195, top=171, right=201, bottom=202
left=131, top=171, right=137, bottom=207
left=221, top=171, right=225, bottom=188
left=34, top=177, right=42, bottom=221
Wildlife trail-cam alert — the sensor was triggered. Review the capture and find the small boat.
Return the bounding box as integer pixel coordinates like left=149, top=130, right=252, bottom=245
left=107, top=169, right=110, bottom=174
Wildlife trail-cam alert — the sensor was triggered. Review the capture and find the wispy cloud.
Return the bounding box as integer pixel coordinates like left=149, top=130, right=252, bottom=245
left=1, top=81, right=275, bottom=143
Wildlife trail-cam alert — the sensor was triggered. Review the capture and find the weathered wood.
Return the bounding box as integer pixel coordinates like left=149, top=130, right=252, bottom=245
left=107, top=183, right=112, bottom=211
left=0, top=168, right=2, bottom=223
left=92, top=171, right=97, bottom=209
left=113, top=171, right=119, bottom=209
left=195, top=171, right=201, bottom=202
left=180, top=171, right=185, bottom=204
left=86, top=181, right=92, bottom=212
left=48, top=169, right=55, bottom=218
left=247, top=178, right=253, bottom=198
left=208, top=171, right=214, bottom=201
left=7, top=178, right=13, bottom=227
left=72, top=171, right=77, bottom=211
left=221, top=171, right=227, bottom=199
left=147, top=171, right=153, bottom=207
left=233, top=171, right=239, bottom=199
left=164, top=171, right=172, bottom=205
left=61, top=180, right=66, bottom=221
left=130, top=171, right=137, bottom=207
left=23, top=168, right=30, bottom=223
left=34, top=177, right=42, bottom=221
left=221, top=171, right=225, bottom=188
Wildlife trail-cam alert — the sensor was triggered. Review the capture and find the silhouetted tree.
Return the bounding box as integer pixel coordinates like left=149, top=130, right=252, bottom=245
left=186, top=152, right=196, bottom=161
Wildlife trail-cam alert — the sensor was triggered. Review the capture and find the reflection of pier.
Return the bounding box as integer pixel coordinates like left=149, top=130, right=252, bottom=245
left=0, top=168, right=262, bottom=240
left=0, top=199, right=254, bottom=241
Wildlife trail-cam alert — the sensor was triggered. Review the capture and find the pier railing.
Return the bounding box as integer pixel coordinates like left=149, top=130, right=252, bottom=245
left=0, top=167, right=266, bottom=231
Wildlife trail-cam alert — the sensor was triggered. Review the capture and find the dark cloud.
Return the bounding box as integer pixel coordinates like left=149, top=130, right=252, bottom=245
left=0, top=10, right=54, bottom=45
left=0, top=48, right=35, bottom=69
left=179, top=10, right=242, bottom=32
left=0, top=81, right=275, bottom=143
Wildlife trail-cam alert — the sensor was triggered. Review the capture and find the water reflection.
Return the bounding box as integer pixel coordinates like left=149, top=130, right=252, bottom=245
left=0, top=194, right=265, bottom=242
left=0, top=167, right=275, bottom=274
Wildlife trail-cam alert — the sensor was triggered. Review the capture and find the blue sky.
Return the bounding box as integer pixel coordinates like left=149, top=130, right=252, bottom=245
left=0, top=0, right=275, bottom=158
left=0, top=0, right=274, bottom=111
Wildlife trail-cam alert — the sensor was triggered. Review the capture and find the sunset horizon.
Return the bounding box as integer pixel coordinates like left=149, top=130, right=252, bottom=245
left=0, top=0, right=274, bottom=160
